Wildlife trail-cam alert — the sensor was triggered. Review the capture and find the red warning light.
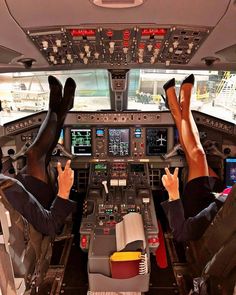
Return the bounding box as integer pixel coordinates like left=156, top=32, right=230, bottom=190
left=141, top=28, right=167, bottom=36
left=81, top=235, right=87, bottom=248
left=106, top=30, right=114, bottom=37
left=123, top=29, right=130, bottom=40
left=139, top=42, right=145, bottom=49
left=123, top=40, right=129, bottom=47
left=155, top=43, right=162, bottom=49
left=70, top=29, right=96, bottom=37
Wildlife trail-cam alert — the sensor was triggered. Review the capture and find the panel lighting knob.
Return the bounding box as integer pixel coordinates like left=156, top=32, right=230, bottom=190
left=150, top=56, right=155, bottom=64
left=56, top=39, right=62, bottom=47
left=79, top=52, right=85, bottom=59
left=42, top=41, right=48, bottom=49
left=188, top=42, right=194, bottom=49
left=84, top=45, right=90, bottom=53
left=49, top=55, right=55, bottom=62
left=94, top=52, right=99, bottom=59
left=173, top=41, right=179, bottom=48
left=66, top=53, right=72, bottom=60
left=147, top=44, right=153, bottom=51
left=53, top=46, right=58, bottom=53
left=109, top=41, right=115, bottom=49
left=154, top=48, right=159, bottom=55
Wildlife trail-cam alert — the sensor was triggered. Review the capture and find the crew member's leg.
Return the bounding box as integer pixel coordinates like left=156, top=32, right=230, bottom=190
left=163, top=75, right=219, bottom=217
left=179, top=75, right=209, bottom=181
left=18, top=76, right=76, bottom=208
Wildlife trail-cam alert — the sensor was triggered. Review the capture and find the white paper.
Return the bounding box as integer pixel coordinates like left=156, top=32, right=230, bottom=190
left=116, top=212, right=146, bottom=251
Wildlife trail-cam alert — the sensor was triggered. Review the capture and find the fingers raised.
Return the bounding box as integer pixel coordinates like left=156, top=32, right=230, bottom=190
left=57, top=162, right=63, bottom=175
left=64, top=159, right=71, bottom=170
left=173, top=167, right=179, bottom=178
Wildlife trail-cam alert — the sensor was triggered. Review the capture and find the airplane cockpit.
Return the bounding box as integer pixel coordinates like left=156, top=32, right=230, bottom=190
left=0, top=1, right=236, bottom=294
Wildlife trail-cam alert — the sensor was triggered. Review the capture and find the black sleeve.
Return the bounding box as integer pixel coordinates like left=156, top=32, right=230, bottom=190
left=161, top=199, right=219, bottom=242
left=4, top=180, right=77, bottom=236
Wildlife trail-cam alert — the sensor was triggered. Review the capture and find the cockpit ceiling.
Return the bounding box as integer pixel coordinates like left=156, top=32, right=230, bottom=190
left=0, top=0, right=236, bottom=71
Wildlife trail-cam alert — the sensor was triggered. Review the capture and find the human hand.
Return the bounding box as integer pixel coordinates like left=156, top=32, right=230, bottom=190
left=162, top=167, right=180, bottom=201
left=57, top=160, right=74, bottom=199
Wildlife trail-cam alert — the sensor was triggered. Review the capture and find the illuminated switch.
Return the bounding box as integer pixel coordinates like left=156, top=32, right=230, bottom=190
left=142, top=197, right=150, bottom=203
left=119, top=179, right=127, bottom=186
left=110, top=179, right=119, bottom=186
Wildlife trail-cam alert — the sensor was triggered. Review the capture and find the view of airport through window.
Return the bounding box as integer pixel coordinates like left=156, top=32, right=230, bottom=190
left=0, top=69, right=235, bottom=124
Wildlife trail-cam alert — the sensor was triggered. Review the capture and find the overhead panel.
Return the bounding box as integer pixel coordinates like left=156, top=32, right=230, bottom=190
left=26, top=24, right=211, bottom=67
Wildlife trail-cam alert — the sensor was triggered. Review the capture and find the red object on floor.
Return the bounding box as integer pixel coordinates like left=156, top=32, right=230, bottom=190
left=155, top=220, right=168, bottom=268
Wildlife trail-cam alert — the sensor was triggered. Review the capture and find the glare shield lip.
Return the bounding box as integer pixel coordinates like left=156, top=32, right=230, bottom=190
left=91, top=0, right=145, bottom=9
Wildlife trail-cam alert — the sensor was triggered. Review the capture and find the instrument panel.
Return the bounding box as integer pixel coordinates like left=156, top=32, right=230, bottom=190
left=2, top=110, right=236, bottom=169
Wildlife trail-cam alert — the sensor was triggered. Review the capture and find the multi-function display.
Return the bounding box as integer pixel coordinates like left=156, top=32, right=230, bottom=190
left=71, top=128, right=92, bottom=156
left=146, top=128, right=168, bottom=156
left=108, top=128, right=130, bottom=156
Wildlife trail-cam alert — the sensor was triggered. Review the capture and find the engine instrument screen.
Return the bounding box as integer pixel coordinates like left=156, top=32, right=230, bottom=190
left=146, top=128, right=168, bottom=156
left=108, top=128, right=130, bottom=156
left=94, top=163, right=107, bottom=171
left=71, top=128, right=92, bottom=156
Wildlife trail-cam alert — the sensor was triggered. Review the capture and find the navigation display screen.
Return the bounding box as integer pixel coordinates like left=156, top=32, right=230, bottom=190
left=71, top=128, right=92, bottom=156
left=225, top=157, right=236, bottom=187
left=108, top=128, right=130, bottom=156
left=146, top=128, right=168, bottom=156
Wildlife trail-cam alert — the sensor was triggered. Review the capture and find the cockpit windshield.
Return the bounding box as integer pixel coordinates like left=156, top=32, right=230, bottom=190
left=128, top=69, right=236, bottom=123
left=0, top=69, right=235, bottom=124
